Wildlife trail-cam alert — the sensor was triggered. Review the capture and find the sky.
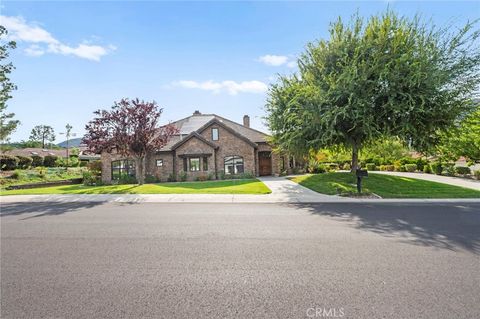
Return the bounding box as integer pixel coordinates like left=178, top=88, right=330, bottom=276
left=1, top=1, right=479, bottom=143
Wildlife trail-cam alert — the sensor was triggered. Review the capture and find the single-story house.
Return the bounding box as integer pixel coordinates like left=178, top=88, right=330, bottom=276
left=101, top=111, right=291, bottom=183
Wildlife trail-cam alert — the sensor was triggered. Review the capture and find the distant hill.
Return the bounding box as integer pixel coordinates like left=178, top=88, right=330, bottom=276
left=57, top=137, right=83, bottom=148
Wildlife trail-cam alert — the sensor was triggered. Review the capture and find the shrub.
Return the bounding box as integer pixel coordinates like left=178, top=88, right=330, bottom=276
left=365, top=163, right=376, bottom=171
left=36, top=166, right=47, bottom=179
left=167, top=173, right=176, bottom=182
left=11, top=169, right=25, bottom=179
left=399, top=157, right=416, bottom=165
left=430, top=162, right=443, bottom=175
left=208, top=172, right=216, bottom=180
left=31, top=155, right=43, bottom=167
left=117, top=175, right=137, bottom=184
left=43, top=155, right=58, bottom=167
left=16, top=156, right=33, bottom=169
left=218, top=170, right=226, bottom=180
left=178, top=171, right=187, bottom=182
left=423, top=164, right=432, bottom=174
left=307, top=159, right=326, bottom=174
left=196, top=174, right=208, bottom=182
left=238, top=171, right=254, bottom=179
left=443, top=164, right=456, bottom=176
left=343, top=163, right=351, bottom=171
left=82, top=171, right=102, bottom=186
left=79, top=160, right=88, bottom=167
left=394, top=161, right=406, bottom=172
left=87, top=160, right=102, bottom=174
left=145, top=174, right=158, bottom=183
left=404, top=164, right=417, bottom=172
left=384, top=165, right=395, bottom=171
left=455, top=166, right=471, bottom=176
left=0, top=155, right=18, bottom=170
left=415, top=159, right=428, bottom=171
left=474, top=170, right=480, bottom=180
left=325, top=163, right=339, bottom=171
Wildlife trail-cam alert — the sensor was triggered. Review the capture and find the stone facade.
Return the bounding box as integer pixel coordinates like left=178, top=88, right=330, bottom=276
left=101, top=113, right=281, bottom=183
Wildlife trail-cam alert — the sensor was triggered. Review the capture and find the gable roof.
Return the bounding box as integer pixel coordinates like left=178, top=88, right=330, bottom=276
left=169, top=113, right=269, bottom=143
left=170, top=131, right=219, bottom=150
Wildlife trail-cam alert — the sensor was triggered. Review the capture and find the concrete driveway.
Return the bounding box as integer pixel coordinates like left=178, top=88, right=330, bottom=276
left=1, top=202, right=479, bottom=318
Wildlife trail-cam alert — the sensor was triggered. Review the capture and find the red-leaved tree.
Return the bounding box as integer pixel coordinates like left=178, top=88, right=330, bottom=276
left=83, top=98, right=178, bottom=184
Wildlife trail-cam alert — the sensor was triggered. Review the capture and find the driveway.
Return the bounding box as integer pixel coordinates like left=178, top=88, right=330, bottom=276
left=1, top=202, right=480, bottom=318
left=372, top=171, right=480, bottom=191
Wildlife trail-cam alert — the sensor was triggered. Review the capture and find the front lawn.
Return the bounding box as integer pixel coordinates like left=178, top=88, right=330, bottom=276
left=290, top=172, right=480, bottom=198
left=0, top=179, right=271, bottom=195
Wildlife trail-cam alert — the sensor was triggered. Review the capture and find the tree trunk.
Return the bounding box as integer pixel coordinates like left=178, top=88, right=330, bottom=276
left=135, top=156, right=145, bottom=185
left=351, top=141, right=360, bottom=171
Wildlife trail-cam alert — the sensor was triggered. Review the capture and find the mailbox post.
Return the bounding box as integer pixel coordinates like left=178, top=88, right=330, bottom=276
left=355, top=169, right=368, bottom=193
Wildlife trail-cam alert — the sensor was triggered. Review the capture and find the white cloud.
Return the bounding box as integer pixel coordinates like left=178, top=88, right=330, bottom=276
left=258, top=54, right=297, bottom=68
left=24, top=44, right=45, bottom=56
left=258, top=54, right=288, bottom=66
left=173, top=80, right=268, bottom=95
left=1, top=15, right=114, bottom=61
left=287, top=61, right=296, bottom=68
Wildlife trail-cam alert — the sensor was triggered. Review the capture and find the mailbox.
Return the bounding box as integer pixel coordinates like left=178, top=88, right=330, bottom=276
left=355, top=169, right=368, bottom=194
left=356, top=169, right=368, bottom=177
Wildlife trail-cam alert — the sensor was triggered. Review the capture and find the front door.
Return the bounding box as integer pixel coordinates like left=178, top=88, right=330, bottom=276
left=258, top=151, right=272, bottom=176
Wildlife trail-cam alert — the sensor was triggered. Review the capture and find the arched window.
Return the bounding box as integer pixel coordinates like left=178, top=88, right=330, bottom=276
left=111, top=160, right=135, bottom=180
left=224, top=156, right=244, bottom=175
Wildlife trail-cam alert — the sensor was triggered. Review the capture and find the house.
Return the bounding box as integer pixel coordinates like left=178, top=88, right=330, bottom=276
left=2, top=147, right=100, bottom=163
left=101, top=111, right=286, bottom=183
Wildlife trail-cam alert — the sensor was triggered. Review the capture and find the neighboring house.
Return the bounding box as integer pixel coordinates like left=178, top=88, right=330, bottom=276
left=3, top=148, right=68, bottom=158
left=101, top=111, right=287, bottom=183
left=2, top=147, right=100, bottom=162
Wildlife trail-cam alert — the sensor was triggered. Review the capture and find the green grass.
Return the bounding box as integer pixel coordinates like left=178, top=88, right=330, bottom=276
left=0, top=179, right=271, bottom=195
left=290, top=172, right=480, bottom=198
left=0, top=167, right=84, bottom=189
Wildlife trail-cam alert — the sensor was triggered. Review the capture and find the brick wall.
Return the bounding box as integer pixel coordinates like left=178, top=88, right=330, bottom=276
left=200, top=124, right=256, bottom=176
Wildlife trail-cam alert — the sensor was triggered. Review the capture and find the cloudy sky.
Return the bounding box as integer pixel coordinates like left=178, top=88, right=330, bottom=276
left=2, top=1, right=479, bottom=142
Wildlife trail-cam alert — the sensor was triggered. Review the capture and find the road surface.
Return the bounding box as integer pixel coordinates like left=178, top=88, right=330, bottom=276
left=1, top=202, right=479, bottom=318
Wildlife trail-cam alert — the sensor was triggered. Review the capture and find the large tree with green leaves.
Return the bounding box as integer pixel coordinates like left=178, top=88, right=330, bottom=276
left=266, top=11, right=480, bottom=169
left=438, top=104, right=480, bottom=163
left=0, top=25, right=20, bottom=142
left=30, top=125, right=56, bottom=148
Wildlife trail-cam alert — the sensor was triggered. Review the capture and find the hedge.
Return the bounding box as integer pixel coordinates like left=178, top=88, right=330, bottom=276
left=43, top=155, right=58, bottom=167
left=31, top=155, right=44, bottom=167
left=404, top=164, right=417, bottom=172
left=17, top=156, right=33, bottom=169
left=0, top=155, right=19, bottom=170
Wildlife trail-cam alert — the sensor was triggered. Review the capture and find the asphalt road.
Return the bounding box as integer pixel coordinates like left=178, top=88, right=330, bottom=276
left=1, top=202, right=479, bottom=319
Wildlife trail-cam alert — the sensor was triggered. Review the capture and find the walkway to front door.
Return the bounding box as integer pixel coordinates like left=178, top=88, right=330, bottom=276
left=258, top=151, right=272, bottom=176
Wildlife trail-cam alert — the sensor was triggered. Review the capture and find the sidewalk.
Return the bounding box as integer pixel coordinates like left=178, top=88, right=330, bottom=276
left=372, top=171, right=480, bottom=191
left=1, top=177, right=479, bottom=203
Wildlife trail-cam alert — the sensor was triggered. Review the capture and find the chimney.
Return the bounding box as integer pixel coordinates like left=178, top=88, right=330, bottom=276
left=193, top=110, right=201, bottom=115
left=243, top=115, right=250, bottom=128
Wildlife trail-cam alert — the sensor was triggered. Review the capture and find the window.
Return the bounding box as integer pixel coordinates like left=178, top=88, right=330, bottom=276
left=111, top=159, right=135, bottom=180
left=203, top=157, right=208, bottom=171
left=224, top=156, right=244, bottom=175
left=211, top=128, right=219, bottom=141
left=156, top=159, right=163, bottom=167
left=189, top=158, right=200, bottom=171
left=183, top=158, right=188, bottom=171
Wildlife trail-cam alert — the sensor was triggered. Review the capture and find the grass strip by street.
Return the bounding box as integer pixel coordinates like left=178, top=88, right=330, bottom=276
left=290, top=172, right=480, bottom=198
left=0, top=179, right=271, bottom=195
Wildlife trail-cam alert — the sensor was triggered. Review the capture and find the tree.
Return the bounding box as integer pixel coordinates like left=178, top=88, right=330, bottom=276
left=83, top=98, right=178, bottom=184
left=0, top=25, right=20, bottom=142
left=266, top=11, right=480, bottom=170
left=30, top=125, right=56, bottom=148
left=438, top=104, right=480, bottom=163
